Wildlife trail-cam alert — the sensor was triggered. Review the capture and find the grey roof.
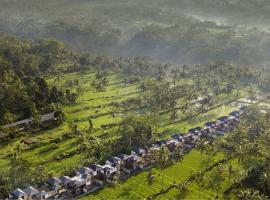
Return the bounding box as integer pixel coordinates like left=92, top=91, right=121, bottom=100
left=40, top=112, right=55, bottom=123
left=11, top=188, right=27, bottom=198
left=77, top=167, right=94, bottom=175
left=47, top=177, right=62, bottom=186
left=3, top=112, right=55, bottom=128
left=59, top=176, right=73, bottom=185
left=23, top=186, right=39, bottom=196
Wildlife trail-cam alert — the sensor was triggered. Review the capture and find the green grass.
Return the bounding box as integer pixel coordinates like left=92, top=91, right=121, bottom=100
left=155, top=159, right=244, bottom=199
left=81, top=150, right=223, bottom=200
left=0, top=70, right=246, bottom=198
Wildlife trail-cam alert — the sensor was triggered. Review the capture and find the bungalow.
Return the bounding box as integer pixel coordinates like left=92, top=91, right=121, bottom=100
left=132, top=148, right=151, bottom=169
left=172, top=134, right=181, bottom=140
left=153, top=140, right=166, bottom=147
left=217, top=116, right=229, bottom=125
left=9, top=188, right=27, bottom=200
left=90, top=164, right=118, bottom=183
left=3, top=112, right=56, bottom=129
left=166, top=139, right=182, bottom=155
left=204, top=121, right=216, bottom=128
left=106, top=157, right=121, bottom=175
left=76, top=166, right=104, bottom=193
left=44, top=177, right=65, bottom=199
left=76, top=167, right=97, bottom=179
left=121, top=154, right=142, bottom=173
left=115, top=154, right=130, bottom=166
left=59, top=176, right=74, bottom=191
left=23, top=187, right=40, bottom=200
left=131, top=148, right=146, bottom=157
left=188, top=128, right=196, bottom=134
left=229, top=111, right=240, bottom=118
left=37, top=190, right=49, bottom=200
left=69, top=176, right=86, bottom=196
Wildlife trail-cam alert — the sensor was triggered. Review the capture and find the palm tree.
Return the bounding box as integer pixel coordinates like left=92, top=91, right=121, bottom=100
left=227, top=164, right=235, bottom=186
left=13, top=142, right=25, bottom=162
left=88, top=118, right=93, bottom=132
left=112, top=175, right=119, bottom=190
left=173, top=148, right=184, bottom=183
left=177, top=181, right=190, bottom=197
left=150, top=146, right=170, bottom=190
left=237, top=189, right=267, bottom=200
left=32, top=110, right=41, bottom=134
left=259, top=171, right=270, bottom=195
left=197, top=138, right=207, bottom=161
left=146, top=169, right=156, bottom=186
left=195, top=173, right=206, bottom=199
left=206, top=164, right=225, bottom=197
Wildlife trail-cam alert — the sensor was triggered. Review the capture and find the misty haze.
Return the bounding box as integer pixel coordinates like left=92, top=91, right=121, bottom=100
left=1, top=1, right=270, bottom=200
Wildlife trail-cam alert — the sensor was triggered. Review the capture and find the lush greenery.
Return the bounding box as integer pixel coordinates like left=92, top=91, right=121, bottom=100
left=1, top=1, right=270, bottom=65
left=1, top=34, right=270, bottom=199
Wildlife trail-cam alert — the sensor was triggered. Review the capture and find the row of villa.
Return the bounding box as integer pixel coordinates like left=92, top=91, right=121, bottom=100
left=9, top=109, right=243, bottom=200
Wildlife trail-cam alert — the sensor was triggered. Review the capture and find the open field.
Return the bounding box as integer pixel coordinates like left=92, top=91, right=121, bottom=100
left=0, top=70, right=243, bottom=176
left=1, top=69, right=256, bottom=200
left=81, top=150, right=225, bottom=200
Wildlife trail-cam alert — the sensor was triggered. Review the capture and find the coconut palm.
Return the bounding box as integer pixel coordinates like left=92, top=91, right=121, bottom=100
left=146, top=169, right=156, bottom=186
left=177, top=181, right=190, bottom=197
left=237, top=189, right=267, bottom=200
left=32, top=110, right=41, bottom=134
left=227, top=164, right=235, bottom=186
left=173, top=148, right=184, bottom=183
left=112, top=175, right=119, bottom=190
left=150, top=146, right=170, bottom=190
left=197, top=138, right=207, bottom=160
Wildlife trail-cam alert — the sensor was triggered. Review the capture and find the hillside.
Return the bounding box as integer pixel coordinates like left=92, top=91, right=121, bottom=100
left=1, top=0, right=270, bottom=65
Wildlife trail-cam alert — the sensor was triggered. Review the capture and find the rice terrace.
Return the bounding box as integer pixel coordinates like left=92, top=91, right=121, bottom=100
left=1, top=1, right=270, bottom=200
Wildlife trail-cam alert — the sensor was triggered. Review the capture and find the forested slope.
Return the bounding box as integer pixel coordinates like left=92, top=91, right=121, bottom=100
left=0, top=34, right=71, bottom=124
left=1, top=0, right=270, bottom=65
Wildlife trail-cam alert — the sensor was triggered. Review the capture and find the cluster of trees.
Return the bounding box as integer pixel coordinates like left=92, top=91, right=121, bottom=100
left=219, top=106, right=270, bottom=198
left=0, top=34, right=76, bottom=124
left=143, top=106, right=270, bottom=199
left=2, top=0, right=270, bottom=66
left=91, top=72, right=109, bottom=92
left=121, top=61, right=265, bottom=123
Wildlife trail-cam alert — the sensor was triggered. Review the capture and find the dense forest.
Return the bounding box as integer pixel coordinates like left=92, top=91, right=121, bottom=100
left=2, top=1, right=270, bottom=199
left=0, top=34, right=72, bottom=124
left=1, top=0, right=270, bottom=65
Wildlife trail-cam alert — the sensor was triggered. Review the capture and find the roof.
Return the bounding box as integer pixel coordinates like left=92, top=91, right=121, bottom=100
left=11, top=188, right=26, bottom=198
left=3, top=112, right=55, bottom=129
left=217, top=116, right=228, bottom=122
left=154, top=140, right=166, bottom=147
left=116, top=154, right=129, bottom=160
left=59, top=176, right=73, bottom=185
left=89, top=164, right=98, bottom=171
left=205, top=121, right=215, bottom=127
left=22, top=138, right=37, bottom=145
left=195, top=127, right=202, bottom=131
left=229, top=111, right=239, bottom=117
left=40, top=112, right=55, bottom=123
left=71, top=176, right=86, bottom=187
left=188, top=128, right=196, bottom=133
left=23, top=186, right=39, bottom=196
left=47, top=177, right=62, bottom=186
left=133, top=147, right=145, bottom=154
left=3, top=119, right=32, bottom=128
left=77, top=167, right=94, bottom=175
left=172, top=134, right=180, bottom=139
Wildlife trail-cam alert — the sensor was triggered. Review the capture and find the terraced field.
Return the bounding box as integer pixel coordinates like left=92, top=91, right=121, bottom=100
left=81, top=150, right=224, bottom=200
left=0, top=70, right=247, bottom=197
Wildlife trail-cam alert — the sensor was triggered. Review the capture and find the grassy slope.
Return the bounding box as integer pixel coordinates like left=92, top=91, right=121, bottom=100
left=82, top=150, right=224, bottom=200
left=0, top=70, right=246, bottom=198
